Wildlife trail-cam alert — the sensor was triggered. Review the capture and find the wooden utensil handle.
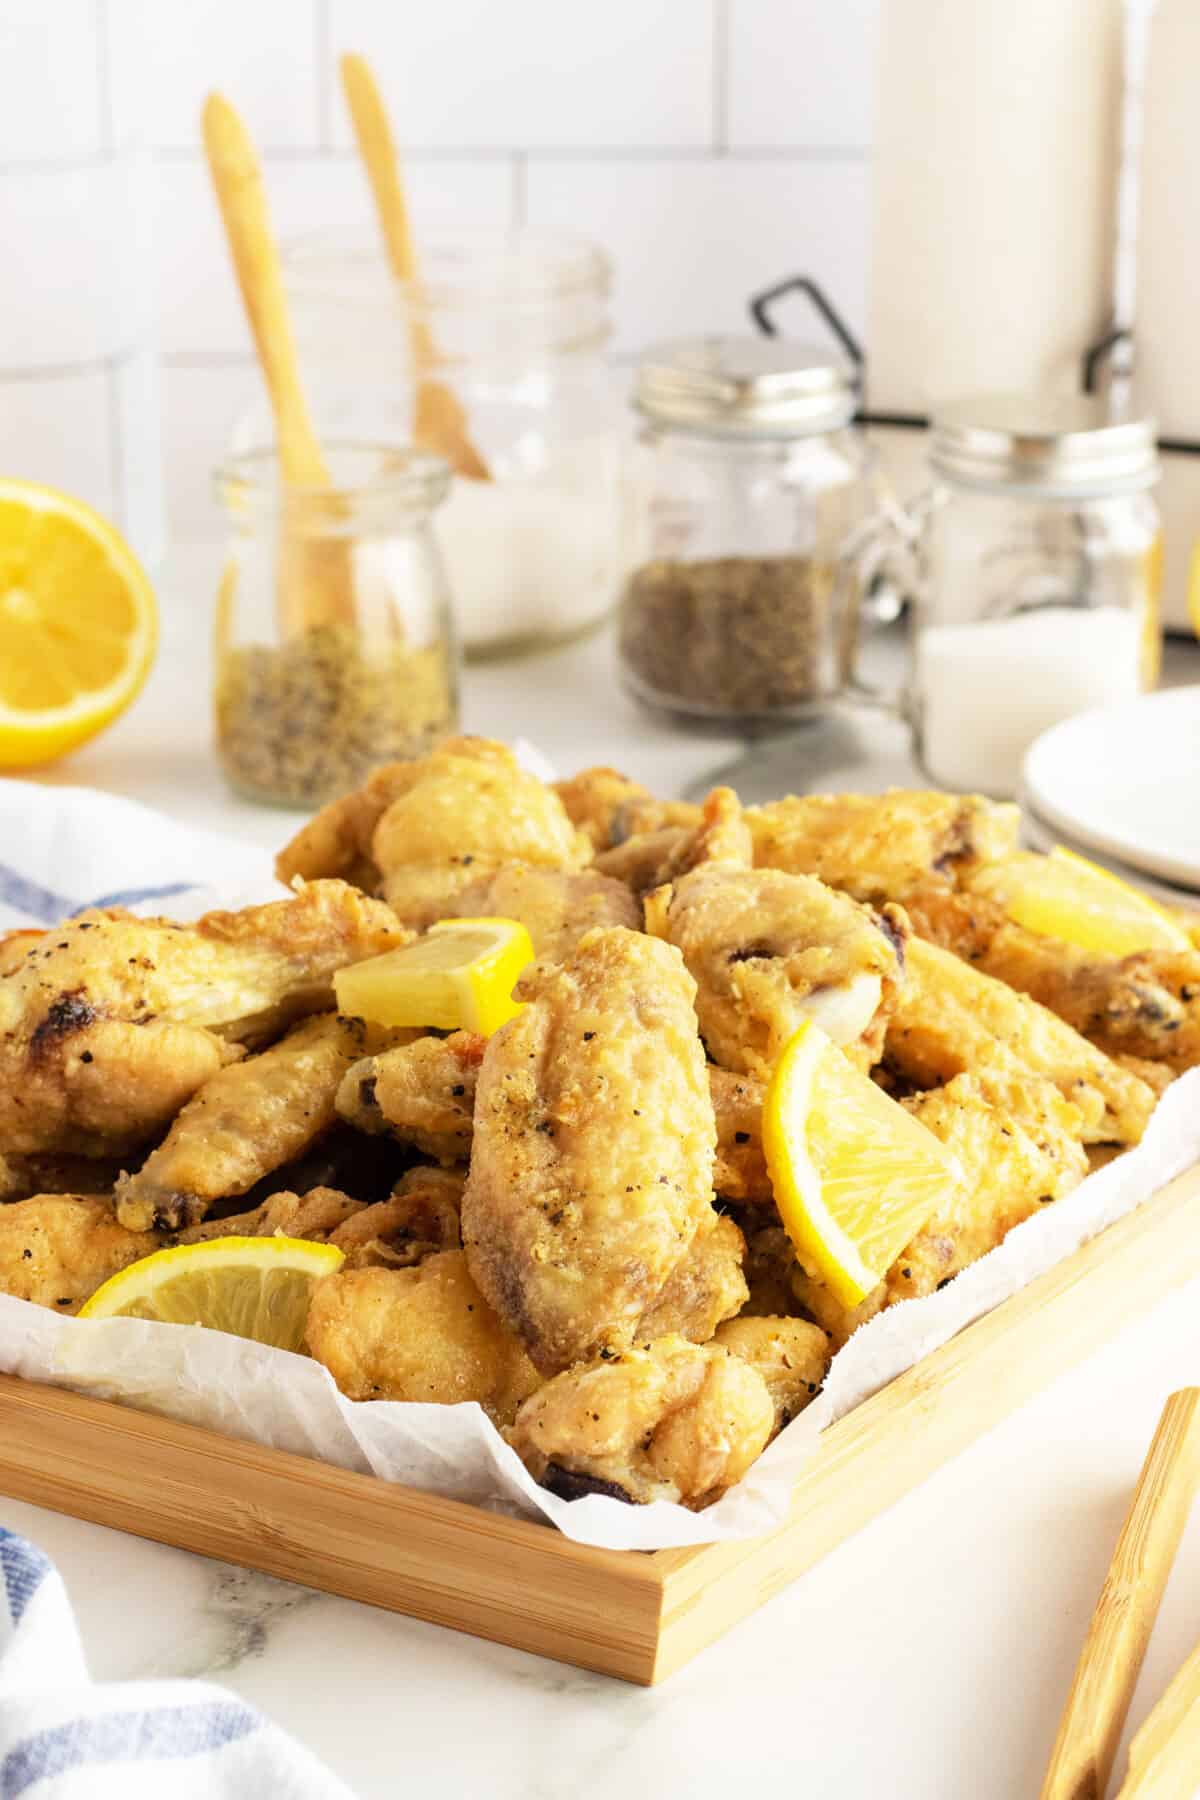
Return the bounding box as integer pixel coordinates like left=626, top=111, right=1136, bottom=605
left=1041, top=1388, right=1200, bottom=1800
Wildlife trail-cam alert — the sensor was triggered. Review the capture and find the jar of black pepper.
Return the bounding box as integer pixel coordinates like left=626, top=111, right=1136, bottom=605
left=618, top=337, right=875, bottom=730
left=213, top=444, right=458, bottom=807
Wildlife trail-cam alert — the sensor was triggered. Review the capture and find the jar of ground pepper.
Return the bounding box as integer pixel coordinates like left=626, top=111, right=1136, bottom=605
left=618, top=337, right=874, bottom=729
left=213, top=444, right=458, bottom=807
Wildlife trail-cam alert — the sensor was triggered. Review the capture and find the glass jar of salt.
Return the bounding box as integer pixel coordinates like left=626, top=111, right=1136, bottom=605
left=909, top=395, right=1160, bottom=798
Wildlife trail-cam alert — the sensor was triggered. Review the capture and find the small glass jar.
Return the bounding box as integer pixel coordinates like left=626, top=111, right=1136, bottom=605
left=616, top=337, right=872, bottom=730
left=908, top=395, right=1161, bottom=798
left=280, top=229, right=623, bottom=659
left=213, top=444, right=458, bottom=808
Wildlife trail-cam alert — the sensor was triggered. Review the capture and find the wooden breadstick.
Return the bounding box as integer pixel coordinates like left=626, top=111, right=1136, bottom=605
left=202, top=91, right=354, bottom=631
left=1041, top=1389, right=1200, bottom=1800
left=1115, top=1637, right=1200, bottom=1799
left=339, top=52, right=490, bottom=482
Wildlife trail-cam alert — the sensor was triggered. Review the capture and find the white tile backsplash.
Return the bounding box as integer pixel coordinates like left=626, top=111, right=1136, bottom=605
left=0, top=0, right=105, bottom=163
left=163, top=358, right=264, bottom=542
left=525, top=156, right=870, bottom=354
left=0, top=367, right=116, bottom=518
left=728, top=0, right=881, bottom=149
left=328, top=0, right=717, bottom=150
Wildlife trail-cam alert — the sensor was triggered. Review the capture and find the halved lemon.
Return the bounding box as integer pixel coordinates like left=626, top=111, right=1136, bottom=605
left=0, top=479, right=158, bottom=768
left=334, top=916, right=535, bottom=1034
left=972, top=847, right=1192, bottom=958
left=78, top=1236, right=343, bottom=1350
left=762, top=1021, right=958, bottom=1309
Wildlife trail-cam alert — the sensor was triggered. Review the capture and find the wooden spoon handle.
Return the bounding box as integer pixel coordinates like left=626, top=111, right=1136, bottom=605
left=1116, top=1636, right=1200, bottom=1798
left=202, top=92, right=328, bottom=489
left=1041, top=1389, right=1200, bottom=1800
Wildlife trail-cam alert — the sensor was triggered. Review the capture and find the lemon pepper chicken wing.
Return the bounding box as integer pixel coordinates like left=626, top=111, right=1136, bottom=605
left=461, top=927, right=719, bottom=1374
left=745, top=789, right=1020, bottom=903
left=506, top=1335, right=774, bottom=1508
left=552, top=766, right=700, bottom=854
left=712, top=1315, right=832, bottom=1431
left=0, top=1195, right=159, bottom=1313
left=907, top=880, right=1200, bottom=1075
left=634, top=1212, right=748, bottom=1343
left=440, top=865, right=639, bottom=964
left=0, top=882, right=404, bottom=1159
left=885, top=938, right=1154, bottom=1146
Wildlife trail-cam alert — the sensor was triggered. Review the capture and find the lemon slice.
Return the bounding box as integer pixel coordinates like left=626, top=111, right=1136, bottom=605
left=78, top=1236, right=343, bottom=1350
left=762, top=1021, right=958, bottom=1309
left=972, top=847, right=1192, bottom=958
left=334, top=916, right=535, bottom=1034
left=0, top=478, right=158, bottom=768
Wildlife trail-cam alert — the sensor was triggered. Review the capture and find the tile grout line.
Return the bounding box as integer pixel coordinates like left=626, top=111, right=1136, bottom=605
left=712, top=0, right=730, bottom=154
left=104, top=356, right=127, bottom=535
left=0, top=348, right=145, bottom=384
left=143, top=143, right=869, bottom=167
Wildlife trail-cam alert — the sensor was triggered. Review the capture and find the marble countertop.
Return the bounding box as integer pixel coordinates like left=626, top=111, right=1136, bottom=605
left=11, top=551, right=1200, bottom=1798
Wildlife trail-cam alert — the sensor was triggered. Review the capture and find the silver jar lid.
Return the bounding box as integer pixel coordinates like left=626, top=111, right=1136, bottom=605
left=634, top=336, right=858, bottom=438
left=930, top=393, right=1159, bottom=496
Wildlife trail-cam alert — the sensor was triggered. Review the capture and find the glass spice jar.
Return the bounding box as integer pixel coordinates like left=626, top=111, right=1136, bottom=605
left=281, top=228, right=623, bottom=659
left=617, top=337, right=874, bottom=730
left=213, top=444, right=458, bottom=808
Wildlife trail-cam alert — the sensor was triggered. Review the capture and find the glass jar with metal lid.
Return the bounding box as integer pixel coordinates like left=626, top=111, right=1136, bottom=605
left=906, top=393, right=1161, bottom=797
left=617, top=336, right=874, bottom=729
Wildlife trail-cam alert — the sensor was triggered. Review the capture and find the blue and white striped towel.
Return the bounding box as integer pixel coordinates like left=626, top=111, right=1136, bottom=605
left=0, top=1529, right=353, bottom=1798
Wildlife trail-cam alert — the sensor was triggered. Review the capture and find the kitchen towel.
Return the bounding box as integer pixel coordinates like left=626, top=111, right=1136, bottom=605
left=0, top=1527, right=352, bottom=1799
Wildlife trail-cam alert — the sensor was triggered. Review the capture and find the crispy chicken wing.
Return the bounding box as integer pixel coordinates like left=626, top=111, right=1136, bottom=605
left=115, top=1015, right=413, bottom=1232
left=0, top=882, right=403, bottom=1158
left=709, top=1068, right=772, bottom=1202
left=0, top=1195, right=158, bottom=1313
left=307, top=1249, right=541, bottom=1424
left=594, top=785, right=747, bottom=897
left=462, top=927, right=718, bottom=1374
left=338, top=1030, right=485, bottom=1163
left=552, top=766, right=699, bottom=853
left=885, top=938, right=1154, bottom=1145
left=635, top=1213, right=747, bottom=1343
left=506, top=1335, right=774, bottom=1508
left=645, top=801, right=908, bottom=1075
left=178, top=1184, right=367, bottom=1244
left=907, top=879, right=1200, bottom=1074
left=793, top=1068, right=1091, bottom=1344
left=712, top=1315, right=831, bottom=1431
left=327, top=1166, right=464, bottom=1269
left=745, top=790, right=1020, bottom=902
left=441, top=865, right=640, bottom=963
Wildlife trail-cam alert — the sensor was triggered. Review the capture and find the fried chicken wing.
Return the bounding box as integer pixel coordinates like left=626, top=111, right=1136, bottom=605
left=745, top=789, right=1020, bottom=902
left=178, top=1184, right=367, bottom=1244
left=506, top=1335, right=774, bottom=1508
left=0, top=1195, right=158, bottom=1312
left=115, top=1015, right=411, bottom=1232
left=885, top=938, right=1154, bottom=1145
left=338, top=1030, right=485, bottom=1163
left=0, top=882, right=404, bottom=1159
left=908, top=879, right=1200, bottom=1075
left=793, top=1068, right=1091, bottom=1344
left=327, top=1166, right=464, bottom=1269
left=712, top=1315, right=831, bottom=1431
left=306, top=1249, right=541, bottom=1424
left=635, top=1213, right=747, bottom=1343
left=441, top=865, right=639, bottom=963
left=646, top=858, right=908, bottom=1075
left=709, top=1068, right=772, bottom=1202
left=552, top=767, right=699, bottom=853
left=462, top=927, right=718, bottom=1374
left=594, top=785, right=748, bottom=897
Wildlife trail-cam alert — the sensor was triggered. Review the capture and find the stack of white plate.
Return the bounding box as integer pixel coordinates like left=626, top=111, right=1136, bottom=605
left=1021, top=687, right=1200, bottom=906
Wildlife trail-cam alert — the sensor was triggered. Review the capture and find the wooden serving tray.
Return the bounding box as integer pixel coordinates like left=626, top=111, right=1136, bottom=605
left=0, top=1161, right=1197, bottom=1685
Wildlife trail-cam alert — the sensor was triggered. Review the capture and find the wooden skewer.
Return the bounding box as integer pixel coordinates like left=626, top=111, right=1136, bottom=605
left=1040, top=1389, right=1200, bottom=1800
left=1115, top=1637, right=1200, bottom=1799
left=339, top=52, right=491, bottom=482
left=202, top=91, right=355, bottom=632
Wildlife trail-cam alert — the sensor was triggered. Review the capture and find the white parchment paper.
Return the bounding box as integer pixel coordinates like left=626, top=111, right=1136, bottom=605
left=2, top=779, right=1198, bottom=1549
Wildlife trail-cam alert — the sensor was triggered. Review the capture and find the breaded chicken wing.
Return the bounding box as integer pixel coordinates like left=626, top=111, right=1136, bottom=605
left=907, top=879, right=1200, bottom=1075
left=462, top=927, right=718, bottom=1374
left=0, top=882, right=403, bottom=1158
left=327, top=1166, right=464, bottom=1269
left=594, top=785, right=748, bottom=897
left=441, top=865, right=639, bottom=963
left=338, top=1030, right=485, bottom=1163
left=306, top=1249, right=541, bottom=1424
left=745, top=789, right=1020, bottom=902
left=178, top=1184, right=367, bottom=1244
left=646, top=859, right=908, bottom=1075
left=793, top=1068, right=1091, bottom=1344
left=709, top=1068, right=772, bottom=1203
left=635, top=1213, right=747, bottom=1343
left=115, top=1015, right=412, bottom=1232
left=552, top=767, right=699, bottom=854
left=506, top=1335, right=774, bottom=1508
left=0, top=1195, right=158, bottom=1312
left=712, top=1315, right=831, bottom=1431
left=885, top=938, right=1154, bottom=1145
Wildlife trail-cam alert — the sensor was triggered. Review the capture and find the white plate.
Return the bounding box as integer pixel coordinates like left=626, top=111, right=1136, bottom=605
left=1022, top=686, right=1200, bottom=893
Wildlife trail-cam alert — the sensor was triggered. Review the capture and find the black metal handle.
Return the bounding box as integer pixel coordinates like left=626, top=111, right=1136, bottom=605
left=1082, top=327, right=1131, bottom=395
left=748, top=275, right=864, bottom=368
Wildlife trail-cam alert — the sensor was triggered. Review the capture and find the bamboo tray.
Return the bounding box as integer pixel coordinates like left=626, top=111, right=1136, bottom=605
left=0, top=1161, right=1197, bottom=1686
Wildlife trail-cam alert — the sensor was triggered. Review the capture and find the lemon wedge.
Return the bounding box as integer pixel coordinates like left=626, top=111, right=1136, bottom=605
left=334, top=916, right=535, bottom=1034
left=78, top=1236, right=343, bottom=1350
left=761, top=1021, right=958, bottom=1309
left=972, top=847, right=1192, bottom=958
left=0, top=478, right=157, bottom=768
